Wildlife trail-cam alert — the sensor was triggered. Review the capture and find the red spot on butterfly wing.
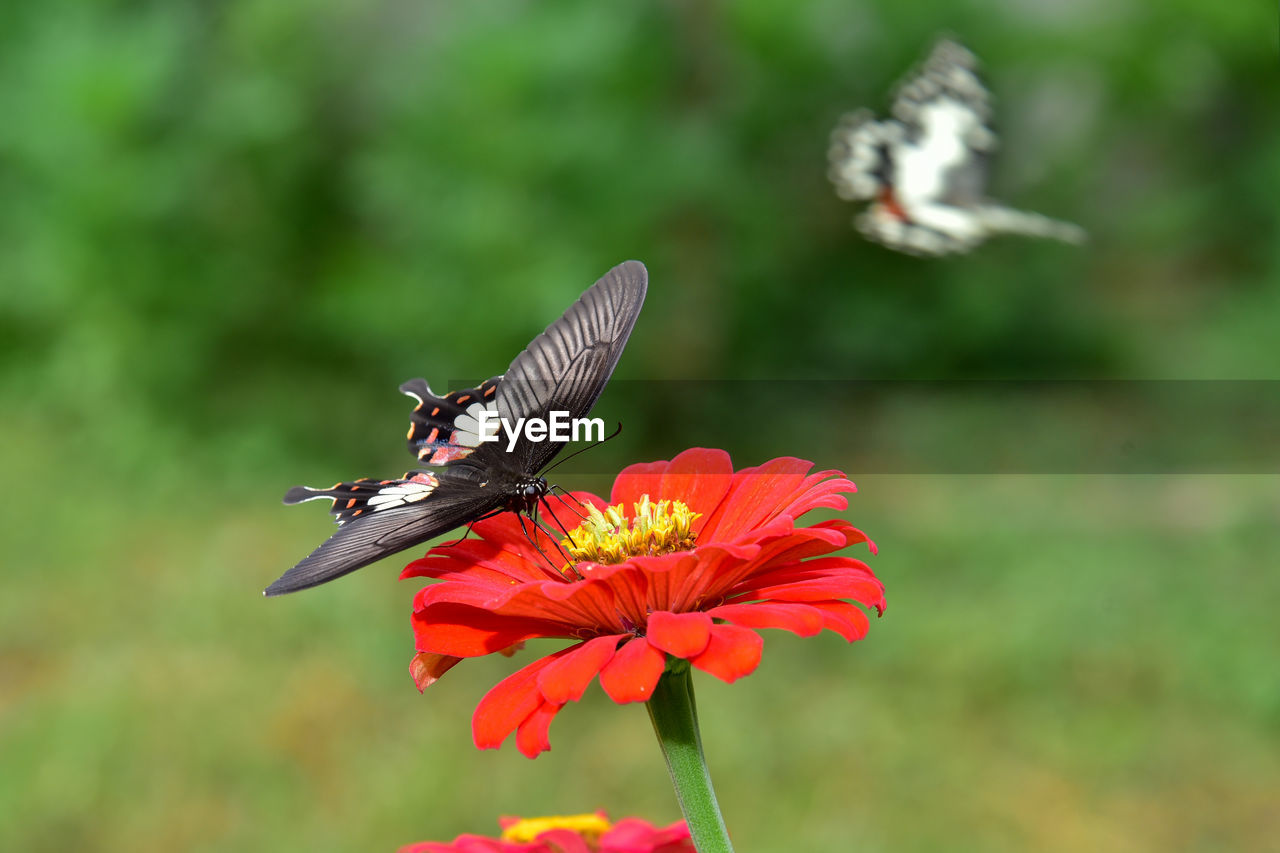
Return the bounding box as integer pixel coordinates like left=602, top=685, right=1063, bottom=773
left=428, top=445, right=473, bottom=465
left=878, top=186, right=909, bottom=221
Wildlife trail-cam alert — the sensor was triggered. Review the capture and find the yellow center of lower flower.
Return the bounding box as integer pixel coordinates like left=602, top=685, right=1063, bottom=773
left=500, top=813, right=611, bottom=843
left=560, top=495, right=701, bottom=565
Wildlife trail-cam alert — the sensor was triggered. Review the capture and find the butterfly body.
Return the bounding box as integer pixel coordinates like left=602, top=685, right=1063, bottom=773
left=829, top=39, right=1084, bottom=255
left=266, top=261, right=647, bottom=596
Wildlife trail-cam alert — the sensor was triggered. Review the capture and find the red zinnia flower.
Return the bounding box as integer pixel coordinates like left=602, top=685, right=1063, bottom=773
left=399, top=812, right=693, bottom=853
left=406, top=448, right=884, bottom=758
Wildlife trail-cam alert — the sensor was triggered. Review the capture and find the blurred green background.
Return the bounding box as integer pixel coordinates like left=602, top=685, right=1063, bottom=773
left=2, top=1, right=1278, bottom=851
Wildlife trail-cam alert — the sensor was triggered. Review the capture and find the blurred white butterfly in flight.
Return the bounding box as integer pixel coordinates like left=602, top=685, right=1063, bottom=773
left=828, top=39, right=1086, bottom=255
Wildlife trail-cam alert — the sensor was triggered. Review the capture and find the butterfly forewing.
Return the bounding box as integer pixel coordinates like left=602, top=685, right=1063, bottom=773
left=890, top=40, right=992, bottom=147
left=494, top=259, right=648, bottom=475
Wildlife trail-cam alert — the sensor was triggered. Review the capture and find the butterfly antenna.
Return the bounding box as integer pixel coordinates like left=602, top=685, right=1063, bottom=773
left=539, top=422, right=624, bottom=476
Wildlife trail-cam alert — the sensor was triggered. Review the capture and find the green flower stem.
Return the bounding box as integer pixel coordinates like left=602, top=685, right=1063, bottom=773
left=645, top=660, right=734, bottom=853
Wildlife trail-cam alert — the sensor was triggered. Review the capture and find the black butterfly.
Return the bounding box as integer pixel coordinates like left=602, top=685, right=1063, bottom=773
left=828, top=39, right=1085, bottom=255
left=264, top=260, right=648, bottom=596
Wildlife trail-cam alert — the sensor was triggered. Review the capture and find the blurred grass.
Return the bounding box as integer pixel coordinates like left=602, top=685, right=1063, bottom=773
left=2, top=0, right=1278, bottom=850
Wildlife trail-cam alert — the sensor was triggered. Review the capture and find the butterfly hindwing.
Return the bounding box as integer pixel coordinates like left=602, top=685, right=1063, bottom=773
left=828, top=108, right=897, bottom=203
left=400, top=376, right=502, bottom=465
left=283, top=472, right=443, bottom=525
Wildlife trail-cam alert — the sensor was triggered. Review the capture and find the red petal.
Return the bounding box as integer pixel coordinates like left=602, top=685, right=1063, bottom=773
left=414, top=602, right=560, bottom=656
left=515, top=700, right=561, bottom=758
left=539, top=490, right=609, bottom=537
left=611, top=448, right=733, bottom=527
left=401, top=538, right=506, bottom=580
left=699, top=457, right=812, bottom=540
left=536, top=634, right=622, bottom=704
left=744, top=575, right=885, bottom=607
left=530, top=830, right=593, bottom=853
left=472, top=653, right=562, bottom=750
left=397, top=842, right=461, bottom=853
left=730, top=556, right=883, bottom=607
left=498, top=641, right=525, bottom=658
left=609, top=460, right=671, bottom=506
left=839, top=523, right=878, bottom=556
left=403, top=514, right=548, bottom=582
left=690, top=623, right=762, bottom=683
left=599, top=638, right=666, bottom=703
left=809, top=600, right=873, bottom=640
left=414, top=575, right=633, bottom=655
left=743, top=521, right=855, bottom=566
left=735, top=554, right=879, bottom=589
left=603, top=818, right=693, bottom=851
left=699, top=459, right=863, bottom=542
left=645, top=610, right=713, bottom=659
left=456, top=839, right=511, bottom=853
left=706, top=602, right=825, bottom=637
left=482, top=575, right=628, bottom=630
left=409, top=652, right=462, bottom=691
left=657, top=448, right=734, bottom=528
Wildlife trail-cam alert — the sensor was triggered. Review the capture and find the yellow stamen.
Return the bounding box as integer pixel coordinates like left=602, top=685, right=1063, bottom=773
left=561, top=495, right=700, bottom=565
left=500, top=813, right=611, bottom=843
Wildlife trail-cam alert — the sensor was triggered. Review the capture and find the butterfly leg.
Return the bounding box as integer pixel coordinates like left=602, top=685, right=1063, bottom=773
left=529, top=507, right=583, bottom=577
left=516, top=513, right=576, bottom=579
left=533, top=501, right=590, bottom=580
left=537, top=498, right=582, bottom=547
left=547, top=485, right=588, bottom=521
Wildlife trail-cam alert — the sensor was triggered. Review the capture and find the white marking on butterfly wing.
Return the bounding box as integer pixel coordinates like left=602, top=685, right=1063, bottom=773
left=451, top=400, right=500, bottom=448
left=975, top=205, right=1087, bottom=244
left=366, top=476, right=440, bottom=511
left=829, top=114, right=894, bottom=201
left=886, top=101, right=990, bottom=245
left=896, top=102, right=980, bottom=202
left=400, top=382, right=442, bottom=406
left=289, top=488, right=335, bottom=504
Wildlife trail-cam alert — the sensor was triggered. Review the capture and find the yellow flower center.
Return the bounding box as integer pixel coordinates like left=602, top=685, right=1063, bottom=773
left=560, top=495, right=701, bottom=565
left=500, top=813, right=611, bottom=843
